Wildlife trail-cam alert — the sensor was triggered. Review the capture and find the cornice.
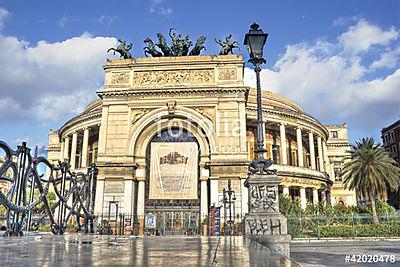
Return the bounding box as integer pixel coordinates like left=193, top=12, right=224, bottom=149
left=59, top=110, right=102, bottom=137
left=246, top=106, right=329, bottom=139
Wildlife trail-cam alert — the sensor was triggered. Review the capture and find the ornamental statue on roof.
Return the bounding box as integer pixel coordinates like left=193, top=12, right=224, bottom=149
left=144, top=28, right=207, bottom=57
left=107, top=39, right=133, bottom=59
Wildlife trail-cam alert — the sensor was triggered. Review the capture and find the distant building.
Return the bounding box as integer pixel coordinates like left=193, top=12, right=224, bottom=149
left=326, top=124, right=357, bottom=206
left=0, top=157, right=9, bottom=194
left=382, top=119, right=400, bottom=209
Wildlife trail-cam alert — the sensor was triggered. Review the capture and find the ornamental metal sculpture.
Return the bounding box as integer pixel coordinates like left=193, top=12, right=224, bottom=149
left=0, top=141, right=98, bottom=236
left=107, top=39, right=133, bottom=59
left=144, top=28, right=207, bottom=57
left=215, top=34, right=240, bottom=55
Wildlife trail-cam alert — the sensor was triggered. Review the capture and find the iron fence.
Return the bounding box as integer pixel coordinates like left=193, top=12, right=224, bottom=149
left=286, top=213, right=400, bottom=239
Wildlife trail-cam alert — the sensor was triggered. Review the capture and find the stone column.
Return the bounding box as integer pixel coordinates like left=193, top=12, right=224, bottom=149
left=313, top=188, right=319, bottom=205
left=81, top=127, right=90, bottom=168
left=70, top=132, right=78, bottom=169
left=124, top=180, right=136, bottom=215
left=300, top=187, right=307, bottom=209
left=317, top=136, right=325, bottom=172
left=94, top=180, right=105, bottom=214
left=241, top=178, right=249, bottom=215
left=320, top=190, right=326, bottom=204
left=282, top=186, right=289, bottom=197
left=296, top=127, right=304, bottom=167
left=322, top=140, right=329, bottom=174
left=279, top=123, right=287, bottom=165
left=60, top=140, right=65, bottom=161
left=200, top=180, right=208, bottom=218
left=137, top=180, right=145, bottom=235
left=64, top=136, right=70, bottom=160
left=308, top=132, right=316, bottom=170
left=210, top=179, right=219, bottom=207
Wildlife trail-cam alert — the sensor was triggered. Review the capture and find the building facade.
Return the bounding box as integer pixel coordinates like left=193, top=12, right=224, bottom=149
left=382, top=119, right=400, bottom=209
left=47, top=55, right=356, bottom=232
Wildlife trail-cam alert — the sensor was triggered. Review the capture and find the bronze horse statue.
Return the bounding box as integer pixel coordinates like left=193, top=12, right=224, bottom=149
left=107, top=39, right=132, bottom=59
left=189, top=36, right=207, bottom=56
left=215, top=34, right=240, bottom=55
left=156, top=33, right=173, bottom=56
left=143, top=38, right=163, bottom=57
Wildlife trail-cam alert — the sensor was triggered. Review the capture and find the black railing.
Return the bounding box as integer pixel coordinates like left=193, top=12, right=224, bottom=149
left=0, top=141, right=98, bottom=236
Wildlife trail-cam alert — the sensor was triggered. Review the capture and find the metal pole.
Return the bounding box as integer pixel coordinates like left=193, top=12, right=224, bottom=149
left=254, top=60, right=265, bottom=159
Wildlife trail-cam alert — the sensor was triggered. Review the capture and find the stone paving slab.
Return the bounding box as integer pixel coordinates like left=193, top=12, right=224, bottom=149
left=0, top=234, right=291, bottom=267
left=290, top=240, right=400, bottom=267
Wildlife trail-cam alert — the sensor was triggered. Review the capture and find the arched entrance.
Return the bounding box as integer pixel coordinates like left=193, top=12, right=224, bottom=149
left=144, top=128, right=201, bottom=235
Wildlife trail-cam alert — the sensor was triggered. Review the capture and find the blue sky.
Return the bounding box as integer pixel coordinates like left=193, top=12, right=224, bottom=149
left=0, top=0, right=399, bottom=153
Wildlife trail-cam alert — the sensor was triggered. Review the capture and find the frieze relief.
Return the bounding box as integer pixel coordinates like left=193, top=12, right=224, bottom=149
left=280, top=177, right=322, bottom=187
left=110, top=72, right=130, bottom=85
left=193, top=107, right=215, bottom=123
left=131, top=108, right=153, bottom=126
left=132, top=69, right=214, bottom=87
left=218, top=67, right=237, bottom=81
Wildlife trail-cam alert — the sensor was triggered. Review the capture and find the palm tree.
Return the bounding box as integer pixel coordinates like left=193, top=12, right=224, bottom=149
left=342, top=137, right=400, bottom=224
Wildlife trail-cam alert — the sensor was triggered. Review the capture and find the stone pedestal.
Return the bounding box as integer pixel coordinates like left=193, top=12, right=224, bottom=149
left=245, top=173, right=291, bottom=257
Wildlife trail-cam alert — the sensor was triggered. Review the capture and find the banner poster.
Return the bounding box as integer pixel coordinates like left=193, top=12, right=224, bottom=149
left=145, top=213, right=156, bottom=229
left=214, top=207, right=221, bottom=236
left=149, top=142, right=198, bottom=200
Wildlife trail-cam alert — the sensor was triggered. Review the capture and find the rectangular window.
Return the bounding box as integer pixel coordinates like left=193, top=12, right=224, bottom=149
left=333, top=161, right=342, bottom=181
left=331, top=131, right=338, bottom=138
left=392, top=145, right=398, bottom=157
left=390, top=131, right=395, bottom=143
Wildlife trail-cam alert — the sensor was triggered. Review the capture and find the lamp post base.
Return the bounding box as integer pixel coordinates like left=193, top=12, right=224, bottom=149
left=245, top=173, right=291, bottom=258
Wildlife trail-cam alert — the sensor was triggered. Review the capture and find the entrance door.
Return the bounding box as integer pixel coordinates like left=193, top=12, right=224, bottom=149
left=144, top=129, right=201, bottom=235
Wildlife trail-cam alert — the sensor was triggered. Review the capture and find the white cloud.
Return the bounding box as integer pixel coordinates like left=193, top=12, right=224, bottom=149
left=97, top=15, right=118, bottom=26
left=332, top=15, right=361, bottom=27
left=339, top=19, right=399, bottom=54
left=0, top=7, right=9, bottom=30
left=0, top=32, right=117, bottom=122
left=370, top=46, right=400, bottom=69
left=150, top=0, right=173, bottom=16
left=244, top=19, right=400, bottom=134
left=57, top=14, right=70, bottom=27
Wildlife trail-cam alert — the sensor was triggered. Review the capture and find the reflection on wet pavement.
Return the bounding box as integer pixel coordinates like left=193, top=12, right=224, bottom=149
left=0, top=234, right=290, bottom=266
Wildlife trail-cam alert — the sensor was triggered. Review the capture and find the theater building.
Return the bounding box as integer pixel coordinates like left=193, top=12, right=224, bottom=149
left=47, top=55, right=356, bottom=232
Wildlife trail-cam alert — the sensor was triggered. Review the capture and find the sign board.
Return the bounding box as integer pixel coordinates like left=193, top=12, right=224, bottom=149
left=149, top=142, right=198, bottom=199
left=145, top=213, right=156, bottom=229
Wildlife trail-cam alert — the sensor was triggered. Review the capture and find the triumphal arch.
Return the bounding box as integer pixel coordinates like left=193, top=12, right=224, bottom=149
left=98, top=55, right=248, bottom=232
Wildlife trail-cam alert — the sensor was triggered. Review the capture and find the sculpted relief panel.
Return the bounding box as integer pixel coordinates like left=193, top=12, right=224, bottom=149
left=110, top=72, right=130, bottom=85
left=132, top=69, right=214, bottom=87
left=131, top=108, right=153, bottom=126
left=218, top=68, right=237, bottom=81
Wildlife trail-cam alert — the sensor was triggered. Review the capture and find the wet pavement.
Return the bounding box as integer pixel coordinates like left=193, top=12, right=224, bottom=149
left=290, top=239, right=400, bottom=267
left=0, top=234, right=290, bottom=266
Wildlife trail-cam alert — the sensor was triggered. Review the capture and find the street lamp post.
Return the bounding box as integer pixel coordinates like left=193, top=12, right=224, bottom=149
left=243, top=23, right=291, bottom=257
left=244, top=23, right=275, bottom=175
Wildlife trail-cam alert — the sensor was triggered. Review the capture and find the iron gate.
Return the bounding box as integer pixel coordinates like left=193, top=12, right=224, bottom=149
left=146, top=211, right=200, bottom=235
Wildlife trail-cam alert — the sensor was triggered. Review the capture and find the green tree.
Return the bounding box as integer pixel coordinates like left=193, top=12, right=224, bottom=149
left=342, top=137, right=400, bottom=224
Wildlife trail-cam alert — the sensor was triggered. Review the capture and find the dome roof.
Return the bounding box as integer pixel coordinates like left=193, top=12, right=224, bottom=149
left=83, top=99, right=102, bottom=113
left=247, top=88, right=303, bottom=113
